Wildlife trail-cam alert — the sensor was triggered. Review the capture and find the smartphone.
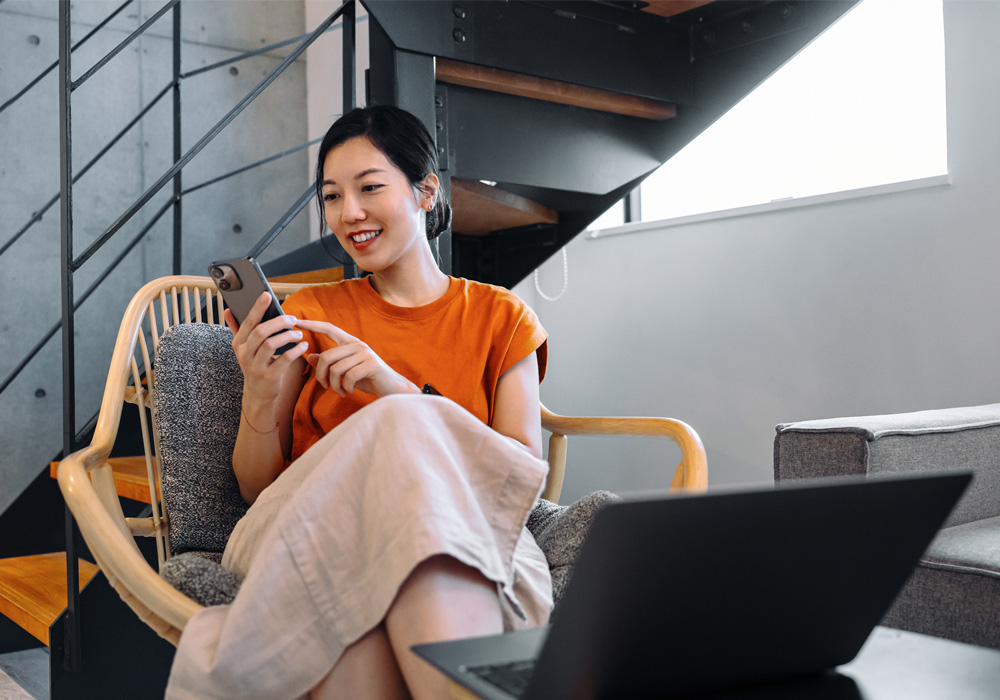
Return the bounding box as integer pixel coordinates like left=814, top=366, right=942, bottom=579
left=208, top=257, right=297, bottom=355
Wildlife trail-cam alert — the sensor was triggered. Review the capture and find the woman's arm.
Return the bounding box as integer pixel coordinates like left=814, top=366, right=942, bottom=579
left=492, top=352, right=543, bottom=458
left=226, top=293, right=310, bottom=504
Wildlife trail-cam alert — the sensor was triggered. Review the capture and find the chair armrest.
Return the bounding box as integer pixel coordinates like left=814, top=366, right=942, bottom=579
left=540, top=404, right=707, bottom=502
left=58, top=446, right=202, bottom=646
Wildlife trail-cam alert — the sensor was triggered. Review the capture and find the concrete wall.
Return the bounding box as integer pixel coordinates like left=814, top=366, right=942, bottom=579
left=0, top=0, right=311, bottom=514
left=532, top=0, right=1000, bottom=504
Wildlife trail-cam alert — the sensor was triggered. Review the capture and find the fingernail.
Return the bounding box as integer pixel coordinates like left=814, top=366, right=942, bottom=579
left=287, top=316, right=297, bottom=323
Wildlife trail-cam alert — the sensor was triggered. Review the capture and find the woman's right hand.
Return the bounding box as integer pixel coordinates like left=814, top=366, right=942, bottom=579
left=226, top=292, right=309, bottom=503
left=224, top=292, right=309, bottom=406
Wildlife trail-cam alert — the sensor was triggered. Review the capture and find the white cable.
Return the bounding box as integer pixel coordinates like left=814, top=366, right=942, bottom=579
left=534, top=247, right=568, bottom=302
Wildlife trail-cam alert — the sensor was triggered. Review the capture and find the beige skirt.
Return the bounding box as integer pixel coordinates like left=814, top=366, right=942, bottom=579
left=166, top=394, right=553, bottom=700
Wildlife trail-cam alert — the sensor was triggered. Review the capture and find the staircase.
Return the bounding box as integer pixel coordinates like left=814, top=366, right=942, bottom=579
left=0, top=0, right=857, bottom=697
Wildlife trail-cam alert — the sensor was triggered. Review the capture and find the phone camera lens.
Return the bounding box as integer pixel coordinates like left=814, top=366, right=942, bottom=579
left=210, top=267, right=224, bottom=279
left=218, top=280, right=230, bottom=291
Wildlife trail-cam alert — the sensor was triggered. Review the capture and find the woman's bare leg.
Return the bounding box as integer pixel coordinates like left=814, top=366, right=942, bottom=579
left=385, top=555, right=504, bottom=700
left=310, top=623, right=411, bottom=700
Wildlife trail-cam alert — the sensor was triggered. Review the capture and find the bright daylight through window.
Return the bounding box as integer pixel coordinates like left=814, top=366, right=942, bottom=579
left=589, top=0, right=947, bottom=231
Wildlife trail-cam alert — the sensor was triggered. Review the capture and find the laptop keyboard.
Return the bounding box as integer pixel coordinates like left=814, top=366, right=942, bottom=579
left=466, top=658, right=536, bottom=698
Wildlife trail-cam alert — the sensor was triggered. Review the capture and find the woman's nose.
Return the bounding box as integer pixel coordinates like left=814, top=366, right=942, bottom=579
left=340, top=192, right=365, bottom=222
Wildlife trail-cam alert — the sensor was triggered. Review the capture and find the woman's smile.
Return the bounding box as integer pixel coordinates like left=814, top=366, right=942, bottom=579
left=348, top=229, right=382, bottom=249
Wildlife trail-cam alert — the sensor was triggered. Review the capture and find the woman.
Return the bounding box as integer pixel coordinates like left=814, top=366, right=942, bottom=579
left=165, top=106, right=552, bottom=700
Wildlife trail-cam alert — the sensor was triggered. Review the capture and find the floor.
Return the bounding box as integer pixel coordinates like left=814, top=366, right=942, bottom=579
left=0, top=649, right=47, bottom=700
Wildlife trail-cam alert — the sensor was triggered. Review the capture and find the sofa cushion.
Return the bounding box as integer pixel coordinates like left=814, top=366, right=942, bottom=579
left=922, top=515, right=1000, bottom=579
left=775, top=404, right=1000, bottom=526
left=883, top=516, right=1000, bottom=649
left=154, top=323, right=248, bottom=555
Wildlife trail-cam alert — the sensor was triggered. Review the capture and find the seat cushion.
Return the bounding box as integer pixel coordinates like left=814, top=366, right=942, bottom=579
left=160, top=551, right=244, bottom=607
left=154, top=324, right=248, bottom=555
left=527, top=491, right=621, bottom=612
left=883, top=516, right=1000, bottom=649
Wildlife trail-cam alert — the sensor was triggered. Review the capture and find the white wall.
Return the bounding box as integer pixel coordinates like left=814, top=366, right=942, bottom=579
left=533, top=0, right=1000, bottom=504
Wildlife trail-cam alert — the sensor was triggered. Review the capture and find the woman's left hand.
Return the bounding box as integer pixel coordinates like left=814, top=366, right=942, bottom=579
left=294, top=319, right=419, bottom=398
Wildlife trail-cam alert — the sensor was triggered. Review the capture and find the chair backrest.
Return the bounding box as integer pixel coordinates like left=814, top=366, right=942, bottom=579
left=154, top=323, right=248, bottom=556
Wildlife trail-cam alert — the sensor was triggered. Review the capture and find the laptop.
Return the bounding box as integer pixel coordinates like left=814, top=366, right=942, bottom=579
left=413, top=471, right=971, bottom=700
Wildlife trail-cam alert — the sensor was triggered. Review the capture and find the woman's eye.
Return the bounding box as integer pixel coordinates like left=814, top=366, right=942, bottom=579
left=362, top=184, right=383, bottom=193
left=323, top=192, right=339, bottom=202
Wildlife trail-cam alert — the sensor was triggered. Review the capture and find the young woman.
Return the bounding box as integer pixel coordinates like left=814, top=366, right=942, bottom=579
left=165, top=106, right=552, bottom=700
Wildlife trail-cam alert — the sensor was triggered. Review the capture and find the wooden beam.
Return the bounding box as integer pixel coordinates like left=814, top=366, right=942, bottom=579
left=436, top=58, right=676, bottom=121
left=642, top=1, right=716, bottom=18
left=268, top=267, right=345, bottom=285
left=451, top=179, right=558, bottom=236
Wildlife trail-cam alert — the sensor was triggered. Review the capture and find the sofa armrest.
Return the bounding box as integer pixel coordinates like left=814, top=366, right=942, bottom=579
left=774, top=403, right=1000, bottom=527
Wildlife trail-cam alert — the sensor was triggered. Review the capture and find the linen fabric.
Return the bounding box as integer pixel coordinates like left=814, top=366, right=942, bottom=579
left=282, top=276, right=548, bottom=463
left=166, top=394, right=552, bottom=700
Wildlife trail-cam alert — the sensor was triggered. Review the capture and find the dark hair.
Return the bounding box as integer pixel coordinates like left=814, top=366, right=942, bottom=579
left=314, top=105, right=452, bottom=241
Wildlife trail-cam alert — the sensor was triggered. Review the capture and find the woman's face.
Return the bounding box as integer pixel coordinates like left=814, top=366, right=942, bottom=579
left=321, top=136, right=434, bottom=273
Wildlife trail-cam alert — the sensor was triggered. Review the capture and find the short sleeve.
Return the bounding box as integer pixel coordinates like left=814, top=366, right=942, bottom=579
left=496, top=295, right=548, bottom=384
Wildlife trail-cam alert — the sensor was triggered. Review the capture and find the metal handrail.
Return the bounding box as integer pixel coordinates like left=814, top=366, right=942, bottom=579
left=0, top=0, right=134, bottom=116
left=72, top=1, right=351, bottom=271
left=247, top=182, right=318, bottom=260
left=0, top=80, right=174, bottom=259
left=71, top=0, right=179, bottom=91
left=0, top=197, right=176, bottom=397
left=182, top=137, right=323, bottom=197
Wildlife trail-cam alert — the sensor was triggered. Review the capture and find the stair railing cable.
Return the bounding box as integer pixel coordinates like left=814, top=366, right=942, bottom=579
left=42, top=0, right=357, bottom=673
left=0, top=53, right=346, bottom=392
left=0, top=0, right=134, bottom=117
left=71, top=1, right=352, bottom=271
left=0, top=80, right=174, bottom=259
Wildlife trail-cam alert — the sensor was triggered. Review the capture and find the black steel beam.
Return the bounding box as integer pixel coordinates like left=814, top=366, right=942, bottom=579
left=57, top=0, right=81, bottom=674
left=172, top=1, right=182, bottom=274
left=365, top=0, right=692, bottom=104
left=368, top=14, right=451, bottom=274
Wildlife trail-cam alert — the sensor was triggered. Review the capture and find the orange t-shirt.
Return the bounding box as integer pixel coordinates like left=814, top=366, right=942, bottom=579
left=281, top=276, right=547, bottom=463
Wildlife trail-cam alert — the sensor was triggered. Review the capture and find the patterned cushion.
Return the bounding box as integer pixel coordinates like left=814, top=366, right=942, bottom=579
left=527, top=491, right=621, bottom=612
left=153, top=324, right=248, bottom=555
left=160, top=551, right=244, bottom=607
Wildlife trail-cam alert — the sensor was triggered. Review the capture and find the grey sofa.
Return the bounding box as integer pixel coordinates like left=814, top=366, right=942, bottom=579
left=774, top=404, right=1000, bottom=649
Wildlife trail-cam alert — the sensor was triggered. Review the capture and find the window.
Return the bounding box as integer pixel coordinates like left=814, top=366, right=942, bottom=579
left=589, top=0, right=946, bottom=232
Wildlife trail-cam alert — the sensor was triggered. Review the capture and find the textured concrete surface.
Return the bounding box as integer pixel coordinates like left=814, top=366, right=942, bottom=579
left=0, top=1, right=312, bottom=515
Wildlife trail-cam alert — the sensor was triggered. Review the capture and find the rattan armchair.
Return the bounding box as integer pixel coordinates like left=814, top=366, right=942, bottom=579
left=57, top=275, right=707, bottom=645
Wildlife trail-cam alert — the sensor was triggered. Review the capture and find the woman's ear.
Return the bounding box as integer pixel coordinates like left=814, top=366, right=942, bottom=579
left=417, top=173, right=440, bottom=211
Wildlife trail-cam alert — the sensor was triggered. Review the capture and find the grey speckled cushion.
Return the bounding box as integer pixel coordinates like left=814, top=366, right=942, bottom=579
left=160, top=551, right=244, bottom=607
left=154, top=324, right=248, bottom=555
left=527, top=491, right=621, bottom=611
left=153, top=324, right=249, bottom=607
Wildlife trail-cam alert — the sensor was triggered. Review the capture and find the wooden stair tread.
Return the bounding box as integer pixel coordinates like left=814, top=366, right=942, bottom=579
left=451, top=179, right=559, bottom=236
left=0, top=553, right=98, bottom=645
left=268, top=266, right=345, bottom=285
left=436, top=57, right=676, bottom=121
left=51, top=456, right=156, bottom=505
